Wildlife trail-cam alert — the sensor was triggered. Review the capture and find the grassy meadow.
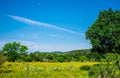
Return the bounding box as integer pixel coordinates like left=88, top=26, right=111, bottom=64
left=0, top=62, right=99, bottom=78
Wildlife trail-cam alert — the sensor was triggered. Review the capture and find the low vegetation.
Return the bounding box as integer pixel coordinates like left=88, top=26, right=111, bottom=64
left=0, top=62, right=98, bottom=78
left=0, top=51, right=7, bottom=67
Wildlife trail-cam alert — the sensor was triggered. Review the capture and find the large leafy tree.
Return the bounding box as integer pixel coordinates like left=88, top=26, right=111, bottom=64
left=2, top=42, right=28, bottom=62
left=86, top=8, right=120, bottom=54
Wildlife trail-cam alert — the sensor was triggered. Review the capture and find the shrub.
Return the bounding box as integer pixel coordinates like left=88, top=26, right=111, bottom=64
left=79, top=56, right=88, bottom=62
left=80, top=65, right=91, bottom=70
left=88, top=53, right=120, bottom=78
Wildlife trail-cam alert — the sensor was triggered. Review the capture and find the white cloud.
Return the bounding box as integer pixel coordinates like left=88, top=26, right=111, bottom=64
left=7, top=15, right=83, bottom=35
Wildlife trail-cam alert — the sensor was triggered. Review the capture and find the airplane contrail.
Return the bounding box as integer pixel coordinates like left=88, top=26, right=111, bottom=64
left=7, top=15, right=83, bottom=35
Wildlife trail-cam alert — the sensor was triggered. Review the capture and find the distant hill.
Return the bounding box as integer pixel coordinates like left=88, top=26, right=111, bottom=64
left=52, top=49, right=91, bottom=54
left=39, top=49, right=91, bottom=56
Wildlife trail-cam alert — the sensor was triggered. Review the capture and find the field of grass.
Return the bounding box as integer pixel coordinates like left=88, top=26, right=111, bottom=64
left=0, top=62, right=99, bottom=78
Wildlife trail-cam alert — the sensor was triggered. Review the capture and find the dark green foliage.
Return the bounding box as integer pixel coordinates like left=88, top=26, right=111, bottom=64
left=87, top=52, right=103, bottom=61
left=2, top=42, right=28, bottom=62
left=0, top=69, right=12, bottom=73
left=56, top=55, right=66, bottom=62
left=79, top=56, right=88, bottom=62
left=86, top=8, right=120, bottom=54
left=88, top=53, right=120, bottom=78
left=80, top=65, right=91, bottom=70
left=19, top=49, right=91, bottom=62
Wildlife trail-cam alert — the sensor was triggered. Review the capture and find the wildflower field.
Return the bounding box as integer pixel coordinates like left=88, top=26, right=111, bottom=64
left=0, top=62, right=98, bottom=78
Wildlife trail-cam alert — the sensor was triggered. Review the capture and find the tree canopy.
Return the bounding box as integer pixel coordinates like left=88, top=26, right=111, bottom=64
left=2, top=42, right=28, bottom=62
left=86, top=8, right=120, bottom=54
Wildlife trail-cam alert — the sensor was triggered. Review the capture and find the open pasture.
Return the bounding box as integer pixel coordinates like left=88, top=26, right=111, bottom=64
left=0, top=62, right=98, bottom=78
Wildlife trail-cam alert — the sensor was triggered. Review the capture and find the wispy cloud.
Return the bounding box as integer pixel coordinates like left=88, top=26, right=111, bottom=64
left=7, top=15, right=83, bottom=35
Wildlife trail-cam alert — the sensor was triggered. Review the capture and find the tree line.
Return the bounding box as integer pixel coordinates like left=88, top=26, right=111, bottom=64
left=0, top=42, right=91, bottom=62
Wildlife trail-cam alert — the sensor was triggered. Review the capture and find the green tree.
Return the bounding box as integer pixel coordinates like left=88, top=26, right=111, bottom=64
left=2, top=42, right=28, bottom=62
left=56, top=54, right=66, bottom=62
left=86, top=8, right=120, bottom=54
left=79, top=56, right=88, bottom=62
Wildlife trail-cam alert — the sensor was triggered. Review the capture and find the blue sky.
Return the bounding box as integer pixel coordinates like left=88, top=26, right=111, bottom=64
left=0, top=0, right=120, bottom=52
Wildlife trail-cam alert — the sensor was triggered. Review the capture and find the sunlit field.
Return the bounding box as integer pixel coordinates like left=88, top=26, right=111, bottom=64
left=0, top=62, right=99, bottom=78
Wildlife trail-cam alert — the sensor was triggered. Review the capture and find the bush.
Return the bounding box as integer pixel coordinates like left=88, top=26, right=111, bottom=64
left=79, top=56, right=88, bottom=62
left=88, top=53, right=120, bottom=78
left=80, top=65, right=91, bottom=70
